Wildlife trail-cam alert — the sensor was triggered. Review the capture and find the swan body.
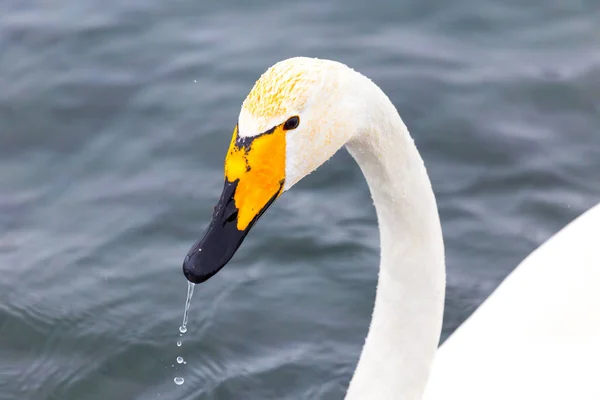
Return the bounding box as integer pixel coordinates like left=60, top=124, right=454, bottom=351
left=424, top=201, right=600, bottom=400
left=182, top=57, right=600, bottom=399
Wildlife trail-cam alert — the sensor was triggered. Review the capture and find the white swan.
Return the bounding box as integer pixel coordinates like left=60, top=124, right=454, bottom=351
left=182, top=57, right=600, bottom=399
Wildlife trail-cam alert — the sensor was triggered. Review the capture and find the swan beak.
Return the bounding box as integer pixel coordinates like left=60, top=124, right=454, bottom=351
left=182, top=124, right=286, bottom=284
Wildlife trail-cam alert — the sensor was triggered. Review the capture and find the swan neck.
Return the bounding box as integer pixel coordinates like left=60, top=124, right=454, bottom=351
left=344, top=80, right=446, bottom=399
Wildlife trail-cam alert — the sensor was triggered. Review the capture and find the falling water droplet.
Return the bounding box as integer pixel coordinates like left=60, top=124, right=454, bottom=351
left=172, top=281, right=195, bottom=386
left=179, top=281, right=195, bottom=334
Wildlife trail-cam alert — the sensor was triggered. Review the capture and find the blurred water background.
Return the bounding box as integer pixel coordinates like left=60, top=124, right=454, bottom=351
left=1, top=0, right=599, bottom=399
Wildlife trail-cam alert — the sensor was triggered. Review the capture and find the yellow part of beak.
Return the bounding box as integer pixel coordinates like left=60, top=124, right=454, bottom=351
left=224, top=125, right=286, bottom=230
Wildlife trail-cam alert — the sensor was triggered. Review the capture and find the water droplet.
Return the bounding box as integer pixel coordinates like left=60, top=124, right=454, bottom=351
left=174, top=377, right=184, bottom=385
left=177, top=356, right=184, bottom=364
left=177, top=341, right=182, bottom=347
left=179, top=282, right=195, bottom=335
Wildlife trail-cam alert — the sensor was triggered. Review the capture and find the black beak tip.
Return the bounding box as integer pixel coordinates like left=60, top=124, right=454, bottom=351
left=182, top=253, right=218, bottom=284
left=182, top=179, right=280, bottom=285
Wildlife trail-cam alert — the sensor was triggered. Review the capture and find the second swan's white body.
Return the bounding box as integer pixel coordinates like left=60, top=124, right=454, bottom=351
left=424, top=202, right=600, bottom=400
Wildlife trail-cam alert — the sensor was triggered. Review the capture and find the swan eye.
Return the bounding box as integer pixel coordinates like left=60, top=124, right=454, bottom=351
left=283, top=116, right=300, bottom=130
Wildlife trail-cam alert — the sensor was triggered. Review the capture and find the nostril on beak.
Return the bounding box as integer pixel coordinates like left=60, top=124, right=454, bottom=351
left=225, top=210, right=238, bottom=223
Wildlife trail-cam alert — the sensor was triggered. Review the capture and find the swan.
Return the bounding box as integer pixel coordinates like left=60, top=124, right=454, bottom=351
left=181, top=57, right=600, bottom=399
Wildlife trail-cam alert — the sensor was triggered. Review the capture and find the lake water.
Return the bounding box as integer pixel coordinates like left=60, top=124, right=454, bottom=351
left=1, top=0, right=599, bottom=399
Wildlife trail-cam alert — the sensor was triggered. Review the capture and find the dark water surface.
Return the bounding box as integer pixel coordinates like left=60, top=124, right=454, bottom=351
left=1, top=0, right=599, bottom=399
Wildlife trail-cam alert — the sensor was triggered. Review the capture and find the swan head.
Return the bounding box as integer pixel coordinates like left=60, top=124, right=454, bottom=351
left=183, top=57, right=366, bottom=283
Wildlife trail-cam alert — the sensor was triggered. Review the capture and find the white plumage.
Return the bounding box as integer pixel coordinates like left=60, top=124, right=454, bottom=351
left=234, top=57, right=600, bottom=399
